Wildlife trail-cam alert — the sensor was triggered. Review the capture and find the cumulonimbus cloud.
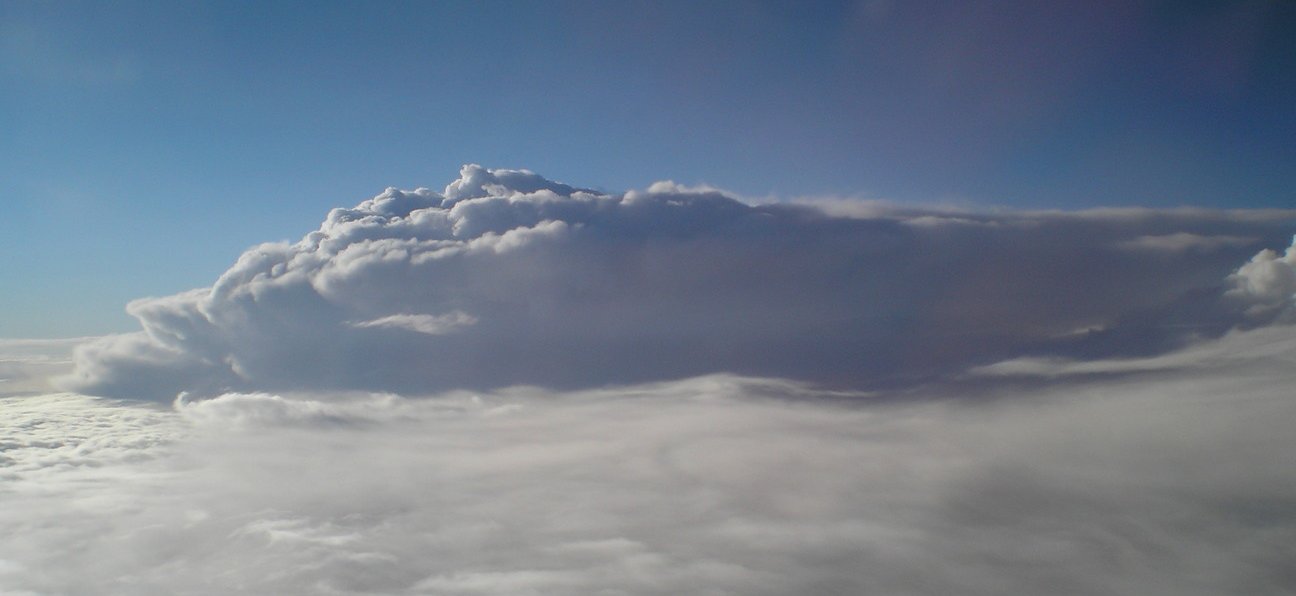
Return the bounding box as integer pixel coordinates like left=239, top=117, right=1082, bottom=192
left=58, top=165, right=1296, bottom=401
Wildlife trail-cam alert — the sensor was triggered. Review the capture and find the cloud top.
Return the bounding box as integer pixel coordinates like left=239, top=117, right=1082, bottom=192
left=8, top=326, right=1296, bottom=594
left=60, top=166, right=1296, bottom=401
left=1228, top=235, right=1296, bottom=319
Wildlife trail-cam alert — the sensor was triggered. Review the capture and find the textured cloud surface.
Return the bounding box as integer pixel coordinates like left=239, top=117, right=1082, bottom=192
left=1229, top=239, right=1296, bottom=320
left=10, top=166, right=1296, bottom=593
left=60, top=166, right=1296, bottom=401
left=5, top=325, right=1296, bottom=594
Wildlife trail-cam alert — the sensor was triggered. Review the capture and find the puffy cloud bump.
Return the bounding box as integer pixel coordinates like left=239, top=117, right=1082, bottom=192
left=61, top=165, right=1296, bottom=401
left=1229, top=235, right=1296, bottom=319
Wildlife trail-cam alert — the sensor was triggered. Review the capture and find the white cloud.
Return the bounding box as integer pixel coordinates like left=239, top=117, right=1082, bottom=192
left=5, top=325, right=1296, bottom=594
left=10, top=167, right=1296, bottom=594
left=1228, top=235, right=1296, bottom=319
left=58, top=166, right=1296, bottom=401
left=349, top=311, right=478, bottom=335
left=970, top=323, right=1296, bottom=378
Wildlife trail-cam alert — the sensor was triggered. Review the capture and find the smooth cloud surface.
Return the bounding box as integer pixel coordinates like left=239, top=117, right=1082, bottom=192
left=60, top=165, right=1296, bottom=401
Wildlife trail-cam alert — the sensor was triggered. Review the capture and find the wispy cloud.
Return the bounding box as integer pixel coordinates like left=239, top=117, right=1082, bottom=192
left=349, top=311, right=478, bottom=335
left=1117, top=232, right=1259, bottom=253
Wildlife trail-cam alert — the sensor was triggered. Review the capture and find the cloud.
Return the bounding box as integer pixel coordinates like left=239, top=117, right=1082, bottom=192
left=0, top=393, right=177, bottom=481
left=349, top=311, right=478, bottom=336
left=970, top=322, right=1296, bottom=379
left=1117, top=232, right=1259, bottom=253
left=0, top=337, right=89, bottom=397
left=5, top=325, right=1296, bottom=594
left=1228, top=235, right=1296, bottom=320
left=174, top=391, right=402, bottom=429
left=59, top=165, right=1296, bottom=401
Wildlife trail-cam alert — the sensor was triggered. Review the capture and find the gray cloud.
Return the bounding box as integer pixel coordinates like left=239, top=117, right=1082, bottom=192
left=59, top=165, right=1296, bottom=401
left=1117, top=232, right=1259, bottom=254
left=5, top=325, right=1296, bottom=594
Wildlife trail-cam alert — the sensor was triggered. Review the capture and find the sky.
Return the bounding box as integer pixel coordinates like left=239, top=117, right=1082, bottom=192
left=2, top=0, right=1295, bottom=337
left=2, top=165, right=1296, bottom=594
left=4, top=2, right=1296, bottom=594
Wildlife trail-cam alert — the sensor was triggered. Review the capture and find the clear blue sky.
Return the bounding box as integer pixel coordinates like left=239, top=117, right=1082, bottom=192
left=3, top=0, right=1294, bottom=337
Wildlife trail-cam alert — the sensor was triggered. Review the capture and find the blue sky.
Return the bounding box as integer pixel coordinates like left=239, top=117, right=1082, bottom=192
left=3, top=0, right=1294, bottom=337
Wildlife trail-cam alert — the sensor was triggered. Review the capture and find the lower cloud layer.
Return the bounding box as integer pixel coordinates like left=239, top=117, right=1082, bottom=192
left=4, top=329, right=1296, bottom=595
